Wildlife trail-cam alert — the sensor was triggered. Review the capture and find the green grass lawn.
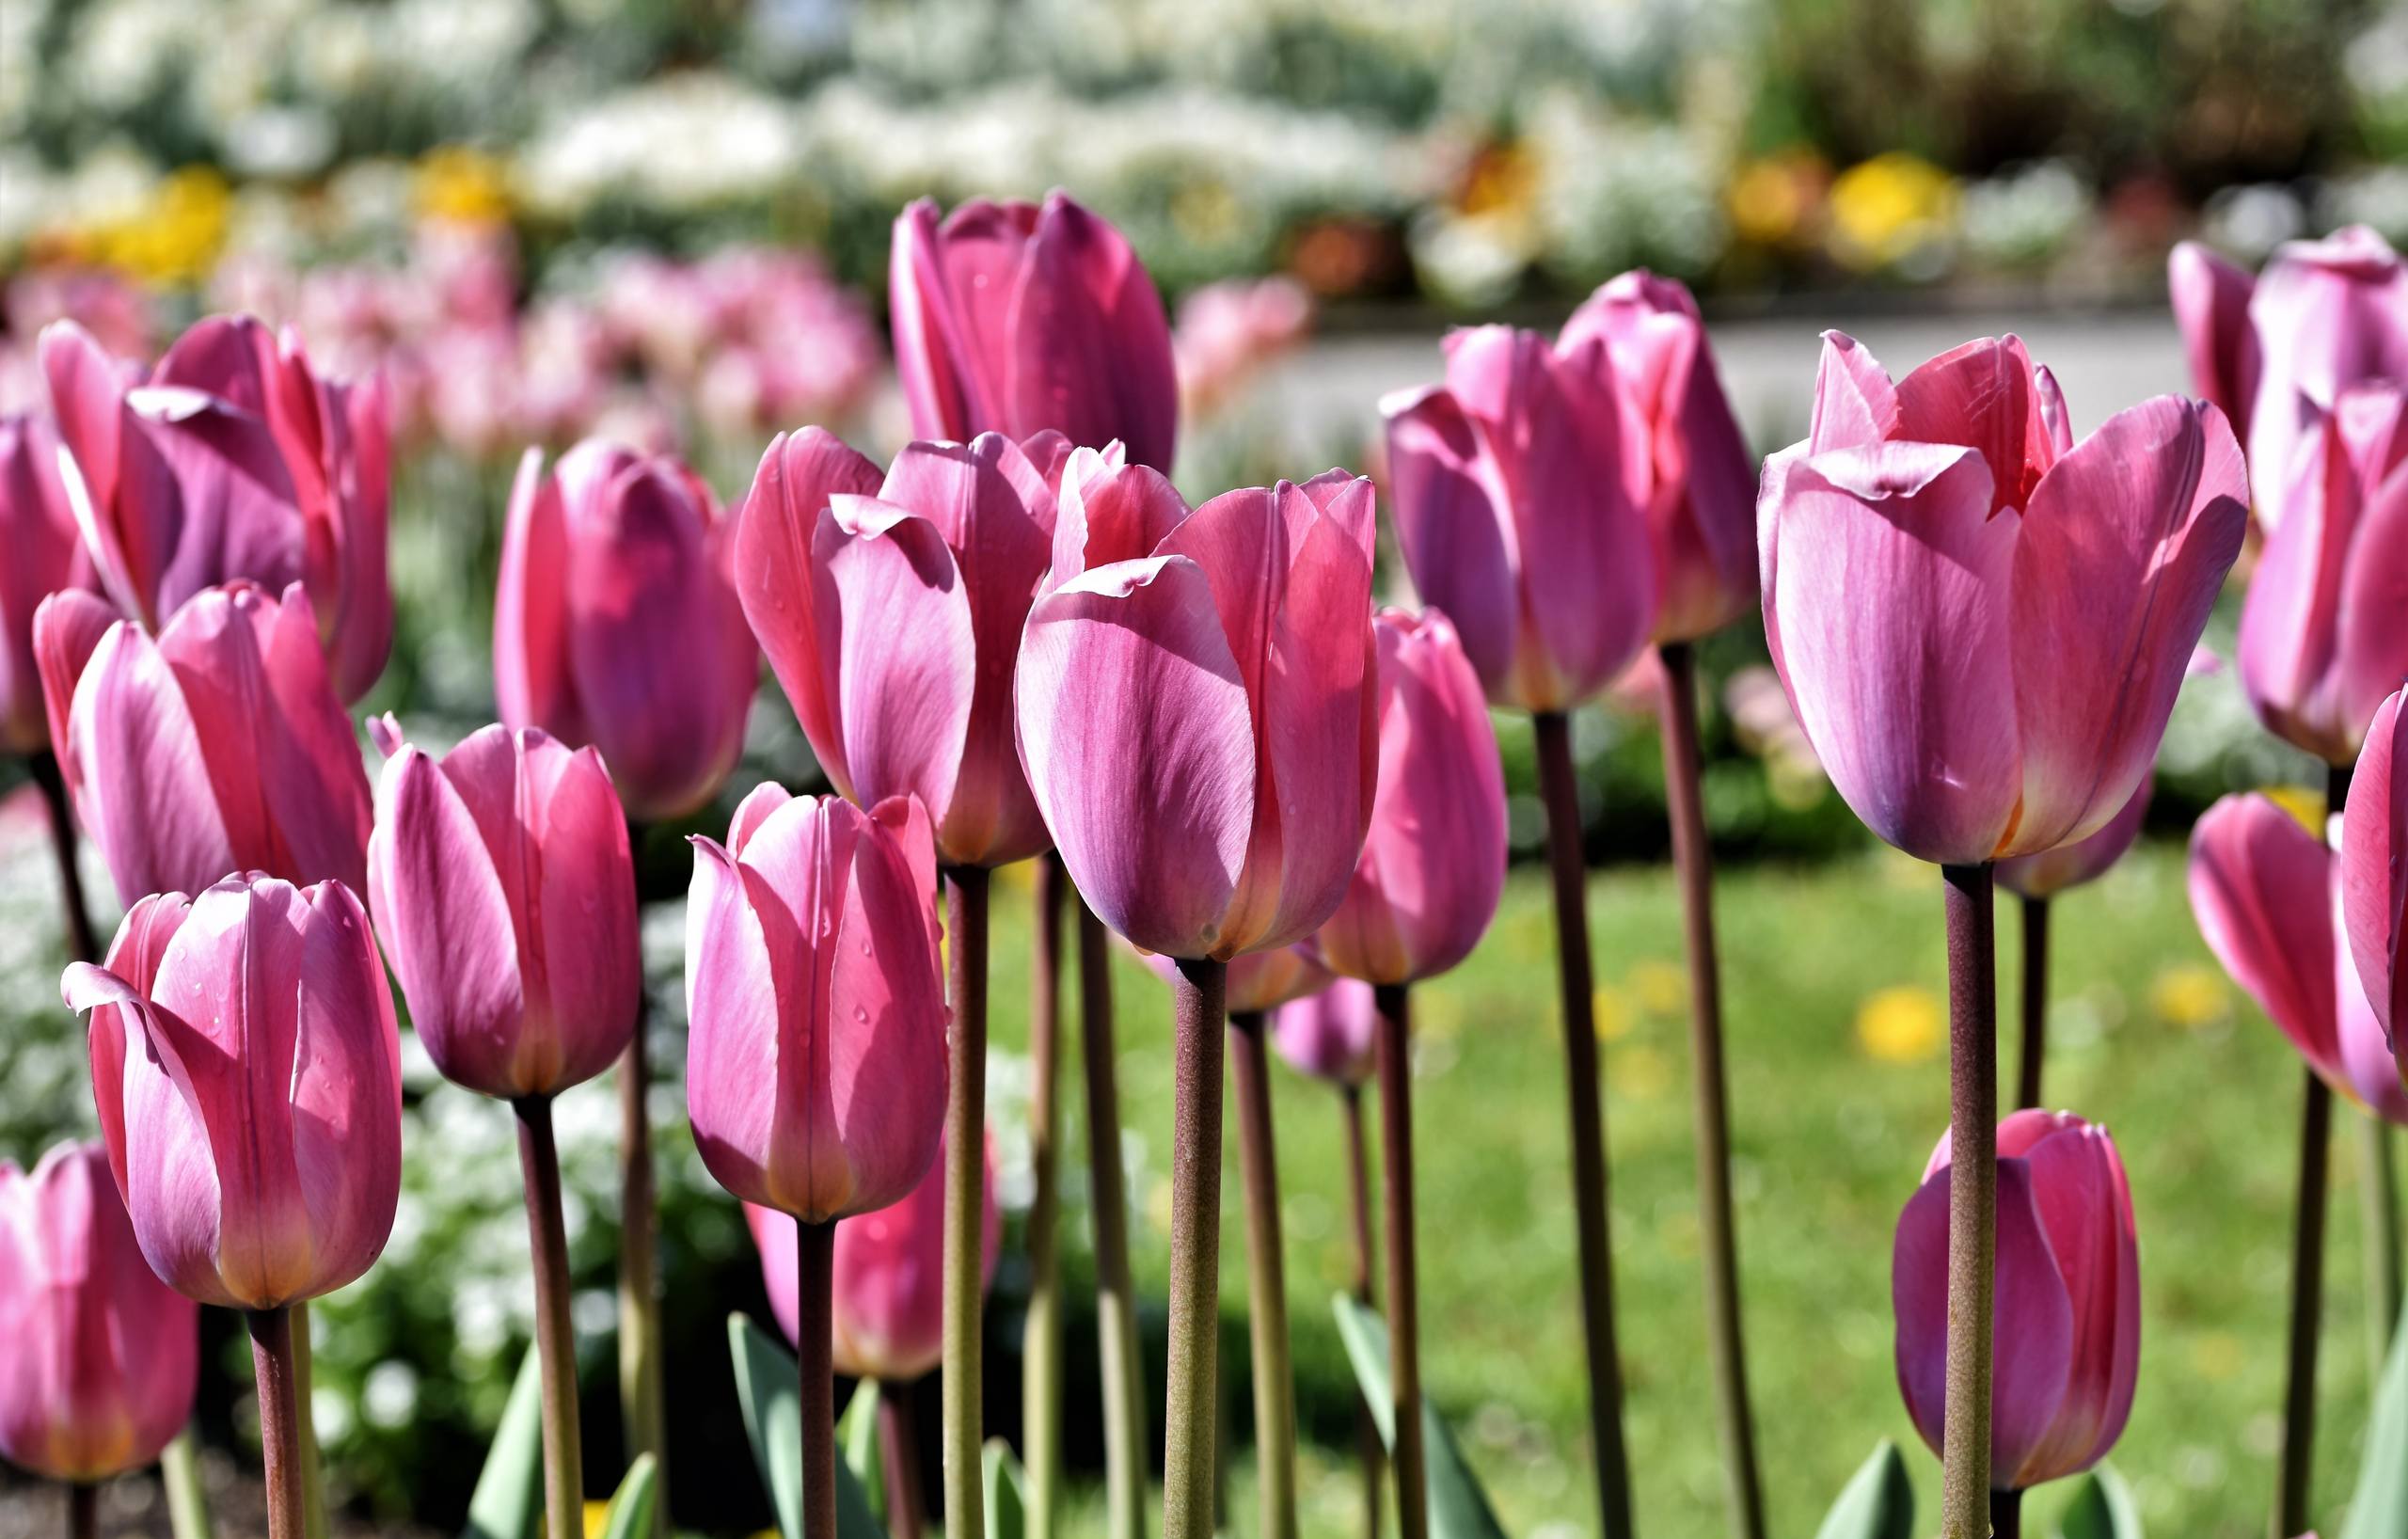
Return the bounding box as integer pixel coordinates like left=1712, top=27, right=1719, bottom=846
left=974, top=840, right=2393, bottom=1539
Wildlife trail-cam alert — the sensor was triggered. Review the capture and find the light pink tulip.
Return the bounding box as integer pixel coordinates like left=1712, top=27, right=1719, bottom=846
left=1560, top=271, right=1757, bottom=641
left=1383, top=325, right=1656, bottom=711
left=2238, top=384, right=2408, bottom=764
left=2168, top=242, right=2262, bottom=447
left=62, top=875, right=404, bottom=1309
left=1271, top=978, right=1378, bottom=1088
left=1894, top=1110, right=2140, bottom=1491
left=33, top=580, right=372, bottom=905
left=367, top=720, right=640, bottom=1100
left=2244, top=227, right=2408, bottom=522
left=743, top=1128, right=1000, bottom=1382
left=2341, top=688, right=2408, bottom=1043
left=1995, top=779, right=2152, bottom=901
left=1143, top=943, right=1332, bottom=1016
left=1017, top=468, right=1378, bottom=960
left=496, top=438, right=757, bottom=823
left=686, top=784, right=948, bottom=1222
left=891, top=192, right=1177, bottom=471
left=0, top=413, right=92, bottom=754
left=1759, top=332, right=2247, bottom=865
left=0, top=1141, right=198, bottom=1482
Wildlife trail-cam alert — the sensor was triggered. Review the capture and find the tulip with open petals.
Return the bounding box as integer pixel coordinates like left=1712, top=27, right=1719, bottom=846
left=1893, top=1111, right=2140, bottom=1492
left=0, top=414, right=91, bottom=754
left=1272, top=979, right=1378, bottom=1089
left=0, top=1141, right=198, bottom=1483
left=1995, top=779, right=2152, bottom=902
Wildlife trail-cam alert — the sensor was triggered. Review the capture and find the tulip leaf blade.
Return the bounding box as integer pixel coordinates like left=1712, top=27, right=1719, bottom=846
left=840, top=1378, right=885, bottom=1524
left=1331, top=1293, right=1511, bottom=1539
left=727, top=1312, right=885, bottom=1539
left=983, top=1439, right=1028, bottom=1539
left=1811, top=1440, right=1913, bottom=1539
left=2340, top=1313, right=2408, bottom=1539
left=2055, top=1462, right=2143, bottom=1539
left=598, top=1454, right=657, bottom=1539
left=462, top=1344, right=547, bottom=1539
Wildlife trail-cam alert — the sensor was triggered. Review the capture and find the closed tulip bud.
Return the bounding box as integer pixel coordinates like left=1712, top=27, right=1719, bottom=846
left=1995, top=778, right=2151, bottom=901
left=1560, top=271, right=1758, bottom=642
left=2241, top=227, right=2408, bottom=523
left=2168, top=242, right=2262, bottom=448
left=1893, top=1111, right=2140, bottom=1492
left=743, top=1128, right=1000, bottom=1382
left=1017, top=469, right=1378, bottom=960
left=0, top=1141, right=198, bottom=1483
left=1271, top=978, right=1377, bottom=1089
left=1759, top=333, right=2246, bottom=866
left=63, top=874, right=404, bottom=1310
left=0, top=413, right=92, bottom=754
left=2343, top=689, right=2408, bottom=1041
left=686, top=784, right=949, bottom=1221
left=33, top=580, right=372, bottom=906
left=496, top=439, right=756, bottom=823
left=891, top=193, right=1178, bottom=472
left=367, top=720, right=640, bottom=1100
left=1314, top=608, right=1506, bottom=984
left=1143, top=943, right=1331, bottom=1016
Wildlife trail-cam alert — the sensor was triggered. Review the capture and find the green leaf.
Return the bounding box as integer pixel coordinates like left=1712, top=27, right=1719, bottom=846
left=2056, top=1463, right=2144, bottom=1539
left=463, top=1346, right=547, bottom=1539
left=982, top=1440, right=1027, bottom=1539
left=2341, top=1317, right=2408, bottom=1539
left=598, top=1455, right=658, bottom=1539
left=1331, top=1293, right=1510, bottom=1539
left=1811, top=1441, right=1913, bottom=1539
left=727, top=1312, right=886, bottom=1539
left=840, top=1380, right=885, bottom=1526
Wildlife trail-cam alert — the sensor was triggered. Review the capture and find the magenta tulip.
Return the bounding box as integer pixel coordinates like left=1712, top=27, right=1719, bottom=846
left=2242, top=227, right=2408, bottom=521
left=686, top=783, right=948, bottom=1222
left=1893, top=1110, right=2140, bottom=1492
left=1271, top=978, right=1378, bottom=1088
left=2341, top=689, right=2408, bottom=1043
left=1995, top=779, right=2152, bottom=901
left=496, top=438, right=756, bottom=823
left=32, top=579, right=372, bottom=905
left=62, top=874, right=403, bottom=1309
left=367, top=719, right=640, bottom=1100
left=1382, top=325, right=1656, bottom=711
left=0, top=1141, right=198, bottom=1483
left=2168, top=242, right=2262, bottom=447
left=1758, top=332, right=2247, bottom=866
left=891, top=193, right=1177, bottom=471
left=1144, top=943, right=1332, bottom=1016
left=0, top=414, right=92, bottom=754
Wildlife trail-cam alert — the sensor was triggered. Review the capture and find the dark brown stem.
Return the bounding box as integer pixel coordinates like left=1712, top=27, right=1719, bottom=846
left=1372, top=984, right=1427, bottom=1539
left=247, top=1307, right=306, bottom=1539
left=796, top=1219, right=837, bottom=1539
left=618, top=997, right=667, bottom=1537
left=2016, top=896, right=2050, bottom=1112
left=1989, top=1486, right=2021, bottom=1539
left=68, top=1483, right=96, bottom=1539
left=2276, top=1068, right=2332, bottom=1539
left=516, top=1095, right=584, bottom=1539
left=30, top=750, right=99, bottom=964
left=879, top=1382, right=924, bottom=1539
left=1340, top=1087, right=1383, bottom=1539
left=1164, top=957, right=1228, bottom=1539
left=1228, top=1011, right=1298, bottom=1539
left=941, top=867, right=990, bottom=1539
left=1024, top=853, right=1066, bottom=1537
left=1655, top=641, right=1766, bottom=1539
left=1076, top=898, right=1146, bottom=1539
left=1529, top=710, right=1634, bottom=1538
left=1941, top=863, right=1998, bottom=1538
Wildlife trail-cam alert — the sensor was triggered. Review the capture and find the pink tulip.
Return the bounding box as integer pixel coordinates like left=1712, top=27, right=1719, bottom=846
left=0, top=1141, right=198, bottom=1483
left=1560, top=271, right=1758, bottom=641
left=1383, top=325, right=1657, bottom=712
left=686, top=784, right=949, bottom=1222
left=2167, top=242, right=2262, bottom=447
left=1312, top=608, right=1506, bottom=984
left=733, top=430, right=1068, bottom=867
left=1143, top=943, right=1332, bottom=1016
left=1271, top=978, right=1378, bottom=1088
left=1995, top=779, right=2152, bottom=901
left=0, top=413, right=92, bottom=754
left=2190, top=792, right=2408, bottom=1121
left=1016, top=467, right=1378, bottom=960
left=32, top=580, right=372, bottom=905
left=1758, top=332, right=2246, bottom=865
left=496, top=438, right=757, bottom=823
left=2243, top=227, right=2408, bottom=522
left=2238, top=384, right=2408, bottom=764
left=743, top=1128, right=1000, bottom=1382
left=62, top=874, right=404, bottom=1309
left=2341, top=689, right=2408, bottom=1041
left=366, top=719, right=640, bottom=1101
left=891, top=193, right=1178, bottom=471
left=1893, top=1110, right=2140, bottom=1491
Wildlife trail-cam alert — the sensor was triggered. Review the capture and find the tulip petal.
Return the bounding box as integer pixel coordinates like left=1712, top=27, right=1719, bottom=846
left=824, top=803, right=951, bottom=1216
left=2190, top=794, right=2343, bottom=1077
left=1006, top=193, right=1179, bottom=472
left=889, top=199, right=982, bottom=442
left=1894, top=335, right=2049, bottom=514
left=1807, top=331, right=1898, bottom=453
left=31, top=590, right=119, bottom=803
left=686, top=833, right=797, bottom=1211
left=2168, top=241, right=2261, bottom=441
left=1382, top=384, right=1519, bottom=698
left=1050, top=456, right=1189, bottom=592
left=2007, top=1121, right=2142, bottom=1484
left=2344, top=691, right=2408, bottom=1041
left=284, top=881, right=401, bottom=1299
left=66, top=620, right=239, bottom=906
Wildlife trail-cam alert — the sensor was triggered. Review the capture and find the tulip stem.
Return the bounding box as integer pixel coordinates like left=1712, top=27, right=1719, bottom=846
left=1530, top=709, right=1636, bottom=1539
left=516, top=1095, right=585, bottom=1539
left=1077, top=896, right=1148, bottom=1539
left=1656, top=640, right=1766, bottom=1539
left=28, top=750, right=99, bottom=965
left=1164, top=956, right=1228, bottom=1539
left=1024, top=854, right=1067, bottom=1539
left=246, top=1307, right=307, bottom=1539
left=1228, top=1010, right=1299, bottom=1539
left=68, top=1483, right=96, bottom=1539
left=619, top=991, right=668, bottom=1539
left=291, top=1304, right=326, bottom=1539
left=879, top=1382, right=926, bottom=1539
left=2276, top=1068, right=2332, bottom=1539
left=1340, top=1087, right=1383, bottom=1539
left=161, top=1426, right=212, bottom=1539
left=1372, top=984, right=1428, bottom=1539
left=1988, top=1487, right=2021, bottom=1539
left=2016, top=896, right=2050, bottom=1111
left=795, top=1217, right=838, bottom=1539
left=2360, top=1116, right=2401, bottom=1378
left=942, top=867, right=991, bottom=1539
left=1940, top=862, right=1998, bottom=1539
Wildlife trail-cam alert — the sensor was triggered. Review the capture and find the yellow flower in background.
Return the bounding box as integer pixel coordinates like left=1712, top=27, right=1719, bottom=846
left=1611, top=1045, right=1672, bottom=1101
left=2262, top=785, right=2325, bottom=834
left=86, top=166, right=230, bottom=286
left=1592, top=985, right=1635, bottom=1042
left=2151, top=964, right=2228, bottom=1029
left=1629, top=960, right=1687, bottom=1016
left=1857, top=985, right=1942, bottom=1063
left=1827, top=152, right=1957, bottom=273
left=580, top=1501, right=612, bottom=1539
left=1726, top=150, right=1828, bottom=247
left=416, top=145, right=515, bottom=227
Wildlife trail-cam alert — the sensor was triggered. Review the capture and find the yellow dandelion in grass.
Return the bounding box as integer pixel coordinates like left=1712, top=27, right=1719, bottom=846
left=1592, top=985, right=1635, bottom=1042
left=1629, top=960, right=1686, bottom=1017
left=415, top=145, right=514, bottom=227
left=2262, top=784, right=2325, bottom=834
left=1857, top=985, right=1942, bottom=1064
left=2151, top=964, right=2229, bottom=1029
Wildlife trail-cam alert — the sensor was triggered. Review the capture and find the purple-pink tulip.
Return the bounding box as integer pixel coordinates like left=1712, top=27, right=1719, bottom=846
left=2167, top=242, right=2262, bottom=447
left=1758, top=332, right=2246, bottom=866
left=1015, top=466, right=1378, bottom=960
left=0, top=413, right=91, bottom=754
left=1893, top=1110, right=2140, bottom=1492
left=367, top=719, right=640, bottom=1101
left=686, top=784, right=948, bottom=1222
left=2242, top=228, right=2408, bottom=521
left=1271, top=978, right=1378, bottom=1088
left=496, top=438, right=756, bottom=824
left=1995, top=779, right=2152, bottom=901
left=891, top=192, right=1178, bottom=472
left=32, top=580, right=372, bottom=905
left=1382, top=325, right=1656, bottom=711
left=62, top=875, right=404, bottom=1309
left=2341, top=688, right=2408, bottom=1044
left=0, top=1141, right=198, bottom=1483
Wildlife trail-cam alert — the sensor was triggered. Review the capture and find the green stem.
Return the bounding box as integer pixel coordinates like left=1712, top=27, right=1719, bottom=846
left=517, top=1095, right=585, bottom=1539
left=1340, top=1087, right=1383, bottom=1539
left=1372, top=985, right=1427, bottom=1539
left=942, top=868, right=991, bottom=1539
left=2277, top=1068, right=2332, bottom=1539
left=1940, top=863, right=1998, bottom=1539
left=247, top=1308, right=306, bottom=1539
left=797, top=1219, right=838, bottom=1539
left=1076, top=897, right=1147, bottom=1539
left=1163, top=957, right=1228, bottom=1539
left=1228, top=1011, right=1298, bottom=1539
left=161, top=1426, right=213, bottom=1539
left=2363, top=1116, right=2401, bottom=1381
left=619, top=999, right=668, bottom=1539
left=291, top=1303, right=325, bottom=1539
left=1024, top=854, right=1067, bottom=1539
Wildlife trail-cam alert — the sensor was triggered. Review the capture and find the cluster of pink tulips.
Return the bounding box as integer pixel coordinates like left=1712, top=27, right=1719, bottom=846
left=3, top=177, right=2407, bottom=1539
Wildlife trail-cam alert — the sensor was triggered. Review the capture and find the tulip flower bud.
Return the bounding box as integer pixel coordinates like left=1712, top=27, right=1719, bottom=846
left=0, top=1141, right=198, bottom=1483
left=496, top=439, right=756, bottom=823
left=1271, top=978, right=1377, bottom=1089
left=63, top=874, right=404, bottom=1310
left=2238, top=226, right=2408, bottom=523
left=2167, top=242, right=2262, bottom=447
left=0, top=412, right=92, bottom=754
left=1995, top=778, right=2150, bottom=901
left=1893, top=1111, right=2140, bottom=1492
left=686, top=785, right=949, bottom=1222
left=2344, top=688, right=2408, bottom=1043
left=367, top=720, right=641, bottom=1100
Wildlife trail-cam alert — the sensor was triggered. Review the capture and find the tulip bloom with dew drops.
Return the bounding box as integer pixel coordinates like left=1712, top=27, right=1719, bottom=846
left=63, top=873, right=401, bottom=1539
left=1996, top=780, right=2152, bottom=1110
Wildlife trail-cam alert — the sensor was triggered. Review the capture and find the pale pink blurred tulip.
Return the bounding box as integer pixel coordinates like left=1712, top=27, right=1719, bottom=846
left=1271, top=978, right=1378, bottom=1089
left=2243, top=227, right=2408, bottom=523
